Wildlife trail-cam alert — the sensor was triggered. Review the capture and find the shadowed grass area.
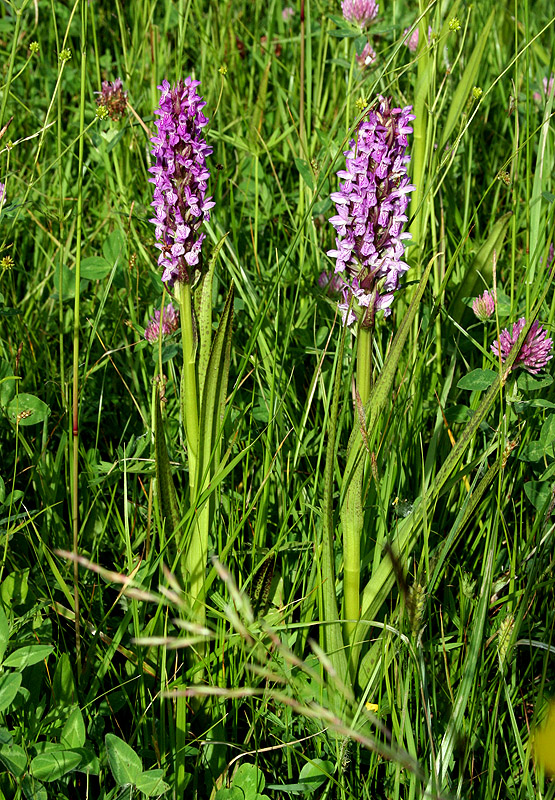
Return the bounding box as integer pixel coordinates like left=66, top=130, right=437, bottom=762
left=0, top=0, right=555, bottom=797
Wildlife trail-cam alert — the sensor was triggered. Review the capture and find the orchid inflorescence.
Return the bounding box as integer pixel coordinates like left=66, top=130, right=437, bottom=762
left=327, top=97, right=415, bottom=327
left=149, top=78, right=215, bottom=287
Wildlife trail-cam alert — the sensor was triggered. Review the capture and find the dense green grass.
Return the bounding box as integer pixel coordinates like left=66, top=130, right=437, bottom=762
left=1, top=0, right=555, bottom=797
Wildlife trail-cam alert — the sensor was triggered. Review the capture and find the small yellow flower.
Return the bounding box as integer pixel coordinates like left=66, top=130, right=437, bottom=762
left=534, top=699, right=555, bottom=775
left=219, top=65, right=228, bottom=76
left=356, top=97, right=368, bottom=113
left=472, top=86, right=483, bottom=100
left=365, top=702, right=379, bottom=712
left=449, top=17, right=461, bottom=31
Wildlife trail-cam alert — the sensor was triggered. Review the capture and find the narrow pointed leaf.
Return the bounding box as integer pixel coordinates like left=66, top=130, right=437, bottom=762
left=440, top=10, right=495, bottom=149
left=154, top=388, right=180, bottom=537
left=197, top=234, right=229, bottom=402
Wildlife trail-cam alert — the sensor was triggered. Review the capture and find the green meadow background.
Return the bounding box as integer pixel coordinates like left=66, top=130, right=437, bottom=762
left=0, top=0, right=555, bottom=797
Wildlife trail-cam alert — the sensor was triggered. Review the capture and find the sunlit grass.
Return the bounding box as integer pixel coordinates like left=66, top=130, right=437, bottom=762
left=0, top=0, right=554, bottom=798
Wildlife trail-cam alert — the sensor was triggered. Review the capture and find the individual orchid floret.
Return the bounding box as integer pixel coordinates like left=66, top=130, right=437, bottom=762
left=282, top=6, right=295, bottom=21
left=356, top=41, right=377, bottom=68
left=145, top=303, right=180, bottom=343
left=403, top=27, right=419, bottom=52
left=0, top=183, right=5, bottom=209
left=149, top=78, right=215, bottom=286
left=534, top=74, right=555, bottom=104
left=403, top=25, right=432, bottom=52
left=472, top=289, right=496, bottom=322
left=341, top=0, right=378, bottom=28
left=491, top=317, right=553, bottom=374
left=318, top=270, right=344, bottom=295
left=327, top=96, right=415, bottom=326
left=547, top=243, right=554, bottom=272
left=95, top=78, right=128, bottom=120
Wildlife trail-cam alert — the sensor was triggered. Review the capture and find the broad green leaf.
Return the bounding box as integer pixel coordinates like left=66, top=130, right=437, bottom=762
left=30, top=749, right=82, bottom=782
left=4, top=644, right=54, bottom=669
left=70, top=746, right=100, bottom=775
left=0, top=742, right=27, bottom=776
left=102, top=229, right=126, bottom=266
left=524, top=481, right=551, bottom=511
left=0, top=360, right=18, bottom=407
left=135, top=769, right=170, bottom=796
left=298, top=759, right=335, bottom=792
left=60, top=705, right=86, bottom=749
left=80, top=256, right=112, bottom=281
left=21, top=774, right=48, bottom=800
left=540, top=415, right=555, bottom=452
left=7, top=393, right=50, bottom=427
left=1, top=568, right=29, bottom=607
left=518, top=441, right=544, bottom=462
left=457, top=369, right=497, bottom=391
left=105, top=733, right=143, bottom=787
left=295, top=158, right=314, bottom=190
left=441, top=10, right=495, bottom=148
left=233, top=763, right=265, bottom=794
left=518, top=372, right=553, bottom=391
left=0, top=727, right=12, bottom=745
left=52, top=653, right=76, bottom=707
left=0, top=604, right=9, bottom=663
left=214, top=790, right=243, bottom=800
left=0, top=672, right=21, bottom=712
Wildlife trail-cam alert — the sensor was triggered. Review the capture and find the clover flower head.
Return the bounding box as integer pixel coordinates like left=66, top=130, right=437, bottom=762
left=327, top=96, right=415, bottom=326
left=356, top=41, right=377, bottom=68
left=145, top=303, right=180, bottom=343
left=472, top=289, right=496, bottom=322
left=149, top=78, right=215, bottom=287
left=491, top=317, right=553, bottom=374
left=95, top=78, right=128, bottom=120
left=341, top=0, right=379, bottom=28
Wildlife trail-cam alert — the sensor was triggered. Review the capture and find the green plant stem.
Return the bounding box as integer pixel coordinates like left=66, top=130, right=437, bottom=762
left=342, top=326, right=372, bottom=647
left=0, top=2, right=24, bottom=131
left=71, top=0, right=87, bottom=676
left=175, top=281, right=199, bottom=495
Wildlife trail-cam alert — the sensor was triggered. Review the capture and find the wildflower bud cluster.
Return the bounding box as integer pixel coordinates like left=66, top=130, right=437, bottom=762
left=327, top=97, right=415, bottom=326
left=472, top=289, right=495, bottom=322
left=149, top=78, right=215, bottom=286
left=95, top=78, right=128, bottom=121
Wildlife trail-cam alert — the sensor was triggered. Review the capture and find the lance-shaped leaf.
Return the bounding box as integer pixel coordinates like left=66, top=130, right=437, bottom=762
left=154, top=387, right=180, bottom=538
left=440, top=9, right=495, bottom=150
left=321, top=317, right=351, bottom=694
left=185, top=285, right=234, bottom=605
left=196, top=234, right=229, bottom=402
left=450, top=212, right=512, bottom=323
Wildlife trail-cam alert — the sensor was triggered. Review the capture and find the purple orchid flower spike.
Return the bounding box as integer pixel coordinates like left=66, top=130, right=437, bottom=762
left=327, top=96, right=415, bottom=327
left=149, top=78, right=215, bottom=287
